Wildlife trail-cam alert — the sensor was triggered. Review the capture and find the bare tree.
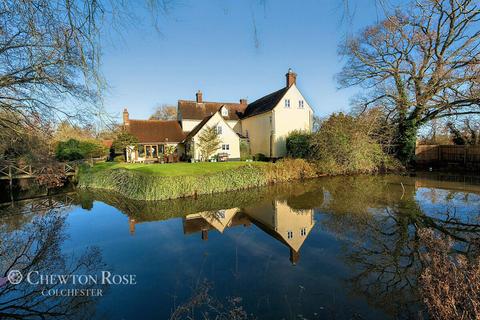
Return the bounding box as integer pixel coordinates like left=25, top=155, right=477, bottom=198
left=150, top=104, right=177, bottom=120
left=0, top=0, right=175, bottom=138
left=338, top=0, right=480, bottom=162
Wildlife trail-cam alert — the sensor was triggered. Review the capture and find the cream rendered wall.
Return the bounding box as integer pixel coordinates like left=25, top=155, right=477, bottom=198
left=191, top=112, right=241, bottom=160
left=272, top=85, right=313, bottom=157
left=181, top=119, right=201, bottom=132
left=241, top=112, right=272, bottom=156
left=226, top=120, right=242, bottom=133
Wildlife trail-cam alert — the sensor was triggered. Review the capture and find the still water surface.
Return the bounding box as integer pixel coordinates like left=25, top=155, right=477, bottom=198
left=1, top=173, right=480, bottom=319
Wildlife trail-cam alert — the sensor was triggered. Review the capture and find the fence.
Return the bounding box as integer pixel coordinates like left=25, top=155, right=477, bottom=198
left=416, top=145, right=480, bottom=165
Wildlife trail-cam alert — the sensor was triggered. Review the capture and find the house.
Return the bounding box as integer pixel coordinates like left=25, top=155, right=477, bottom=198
left=122, top=109, right=185, bottom=162
left=240, top=69, right=313, bottom=158
left=183, top=110, right=242, bottom=161
left=122, top=69, right=313, bottom=162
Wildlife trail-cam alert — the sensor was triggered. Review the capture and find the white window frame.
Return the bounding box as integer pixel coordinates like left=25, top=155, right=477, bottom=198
left=287, top=231, right=293, bottom=239
left=222, top=144, right=230, bottom=151
left=221, top=108, right=228, bottom=117
left=217, top=125, right=222, bottom=134
left=298, top=100, right=304, bottom=109
left=285, top=99, right=291, bottom=108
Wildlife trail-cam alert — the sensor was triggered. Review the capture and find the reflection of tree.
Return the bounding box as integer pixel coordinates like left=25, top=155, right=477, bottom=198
left=319, top=175, right=480, bottom=318
left=0, top=205, right=106, bottom=319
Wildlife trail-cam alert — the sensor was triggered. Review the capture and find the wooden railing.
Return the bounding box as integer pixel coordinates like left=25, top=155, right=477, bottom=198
left=0, top=160, right=88, bottom=181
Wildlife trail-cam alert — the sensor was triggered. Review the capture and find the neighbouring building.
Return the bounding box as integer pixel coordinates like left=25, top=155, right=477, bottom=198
left=122, top=69, right=313, bottom=162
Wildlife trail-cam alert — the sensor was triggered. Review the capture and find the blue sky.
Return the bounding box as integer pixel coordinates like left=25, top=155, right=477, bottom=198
left=101, top=0, right=387, bottom=121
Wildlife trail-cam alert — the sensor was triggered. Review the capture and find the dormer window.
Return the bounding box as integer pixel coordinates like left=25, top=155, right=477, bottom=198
left=285, top=99, right=291, bottom=108
left=221, top=108, right=228, bottom=117
left=298, top=100, right=304, bottom=109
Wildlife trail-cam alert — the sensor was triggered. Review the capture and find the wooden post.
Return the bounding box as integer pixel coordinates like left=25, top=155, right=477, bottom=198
left=464, top=146, right=467, bottom=166
left=144, top=145, right=146, bottom=158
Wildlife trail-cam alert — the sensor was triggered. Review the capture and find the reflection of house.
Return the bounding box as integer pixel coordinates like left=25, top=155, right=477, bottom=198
left=183, top=208, right=251, bottom=240
left=244, top=200, right=315, bottom=265
left=182, top=200, right=315, bottom=265
left=122, top=69, right=313, bottom=161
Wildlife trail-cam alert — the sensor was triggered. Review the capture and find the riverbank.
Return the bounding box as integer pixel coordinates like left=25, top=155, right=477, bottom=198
left=77, top=159, right=403, bottom=201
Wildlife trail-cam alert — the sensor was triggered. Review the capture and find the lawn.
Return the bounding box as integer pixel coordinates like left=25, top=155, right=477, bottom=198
left=89, top=161, right=267, bottom=176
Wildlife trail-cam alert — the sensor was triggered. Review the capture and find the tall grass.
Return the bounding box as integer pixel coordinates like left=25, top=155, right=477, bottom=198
left=78, top=160, right=321, bottom=201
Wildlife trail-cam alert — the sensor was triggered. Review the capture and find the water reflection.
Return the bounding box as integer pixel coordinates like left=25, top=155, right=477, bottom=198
left=1, top=173, right=480, bottom=319
left=0, top=196, right=106, bottom=319
left=183, top=201, right=315, bottom=264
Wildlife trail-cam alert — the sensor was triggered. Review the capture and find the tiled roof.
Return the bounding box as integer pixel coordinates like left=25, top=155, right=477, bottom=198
left=127, top=120, right=185, bottom=143
left=178, top=100, right=247, bottom=121
left=241, top=87, right=289, bottom=118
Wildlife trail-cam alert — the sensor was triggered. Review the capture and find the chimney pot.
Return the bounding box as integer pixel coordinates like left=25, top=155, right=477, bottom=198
left=240, top=98, right=247, bottom=105
left=196, top=90, right=203, bottom=103
left=286, top=68, right=297, bottom=87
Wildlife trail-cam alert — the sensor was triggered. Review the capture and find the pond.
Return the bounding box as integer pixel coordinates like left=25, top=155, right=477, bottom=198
left=1, top=173, right=480, bottom=319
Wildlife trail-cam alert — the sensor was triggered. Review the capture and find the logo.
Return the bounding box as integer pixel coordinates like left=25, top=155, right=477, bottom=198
left=7, top=270, right=23, bottom=285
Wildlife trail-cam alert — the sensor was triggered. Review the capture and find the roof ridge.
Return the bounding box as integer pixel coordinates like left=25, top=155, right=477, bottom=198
left=130, top=119, right=179, bottom=123
left=178, top=99, right=242, bottom=105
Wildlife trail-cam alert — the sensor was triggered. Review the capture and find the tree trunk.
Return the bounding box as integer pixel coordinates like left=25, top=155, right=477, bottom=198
left=397, top=119, right=418, bottom=164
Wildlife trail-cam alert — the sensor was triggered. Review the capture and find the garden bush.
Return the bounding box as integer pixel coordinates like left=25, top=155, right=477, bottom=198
left=286, top=130, right=311, bottom=158
left=113, top=155, right=125, bottom=162
left=55, top=139, right=107, bottom=161
left=254, top=153, right=268, bottom=161
left=309, top=113, right=401, bottom=174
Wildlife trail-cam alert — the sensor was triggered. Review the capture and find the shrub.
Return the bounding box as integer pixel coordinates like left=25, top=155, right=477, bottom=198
left=240, top=139, right=251, bottom=160
left=55, top=139, right=107, bottom=161
left=309, top=113, right=399, bottom=174
left=254, top=153, right=268, bottom=161
left=264, top=159, right=318, bottom=183
left=419, top=228, right=480, bottom=320
left=286, top=130, right=311, bottom=158
left=113, top=155, right=125, bottom=162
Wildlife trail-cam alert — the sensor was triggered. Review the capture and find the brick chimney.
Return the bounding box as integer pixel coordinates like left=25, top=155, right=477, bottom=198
left=196, top=90, right=203, bottom=103
left=240, top=98, right=247, bottom=105
left=286, top=68, right=297, bottom=87
left=123, top=108, right=130, bottom=127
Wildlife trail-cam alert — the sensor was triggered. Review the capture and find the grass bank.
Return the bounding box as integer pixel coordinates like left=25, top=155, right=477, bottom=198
left=77, top=159, right=319, bottom=201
